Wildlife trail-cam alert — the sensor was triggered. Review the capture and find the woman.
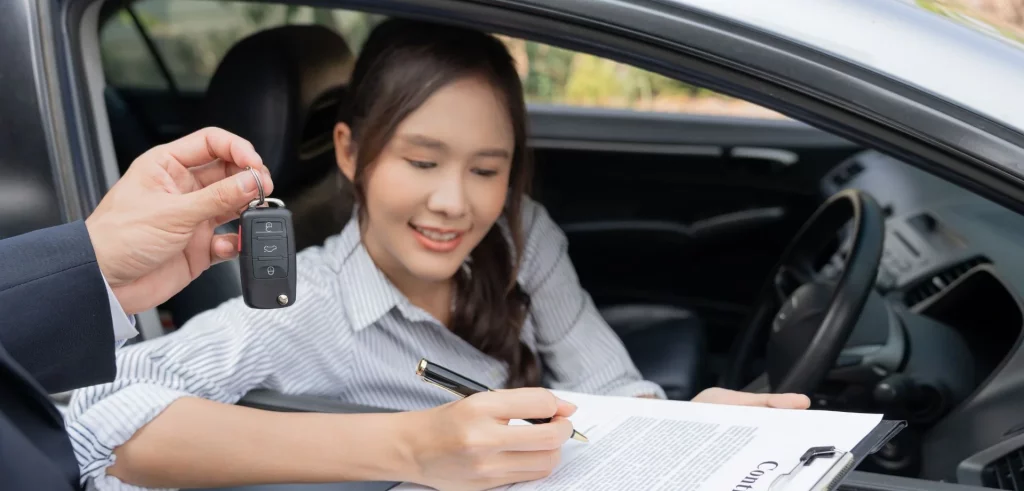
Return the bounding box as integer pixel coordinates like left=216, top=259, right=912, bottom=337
left=67, top=18, right=807, bottom=491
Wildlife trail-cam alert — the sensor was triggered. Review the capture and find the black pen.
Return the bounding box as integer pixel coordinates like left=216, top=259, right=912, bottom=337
left=415, top=358, right=589, bottom=443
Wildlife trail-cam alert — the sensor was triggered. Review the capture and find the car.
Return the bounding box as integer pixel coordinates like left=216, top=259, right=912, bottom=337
left=4, top=0, right=1024, bottom=489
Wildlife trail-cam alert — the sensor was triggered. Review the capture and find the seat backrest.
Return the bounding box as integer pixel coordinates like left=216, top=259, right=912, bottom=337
left=203, top=24, right=355, bottom=204
left=103, top=86, right=157, bottom=174
left=164, top=25, right=356, bottom=329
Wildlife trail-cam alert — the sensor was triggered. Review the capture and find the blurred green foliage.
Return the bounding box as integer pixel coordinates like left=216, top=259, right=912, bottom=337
left=505, top=36, right=725, bottom=109
left=914, top=0, right=1024, bottom=45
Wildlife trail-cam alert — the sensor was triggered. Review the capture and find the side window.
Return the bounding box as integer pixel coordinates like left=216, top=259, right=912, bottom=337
left=99, top=10, right=169, bottom=90
left=99, top=0, right=384, bottom=93
left=99, top=0, right=780, bottom=120
left=499, top=37, right=787, bottom=119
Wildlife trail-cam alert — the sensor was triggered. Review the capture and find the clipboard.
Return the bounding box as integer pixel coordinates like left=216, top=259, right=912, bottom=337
left=769, top=419, right=907, bottom=491
left=385, top=419, right=906, bottom=491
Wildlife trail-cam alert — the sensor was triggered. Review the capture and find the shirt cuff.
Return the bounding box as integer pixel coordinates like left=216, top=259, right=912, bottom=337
left=101, top=274, right=138, bottom=343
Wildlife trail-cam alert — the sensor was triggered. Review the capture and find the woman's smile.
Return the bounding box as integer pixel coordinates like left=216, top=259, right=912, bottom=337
left=410, top=223, right=466, bottom=252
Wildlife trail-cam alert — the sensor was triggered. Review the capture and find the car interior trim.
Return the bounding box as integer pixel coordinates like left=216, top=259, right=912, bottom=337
left=528, top=138, right=723, bottom=156
left=78, top=1, right=120, bottom=192
left=730, top=147, right=800, bottom=167
left=561, top=207, right=786, bottom=241
left=912, top=263, right=1024, bottom=391
left=526, top=103, right=856, bottom=148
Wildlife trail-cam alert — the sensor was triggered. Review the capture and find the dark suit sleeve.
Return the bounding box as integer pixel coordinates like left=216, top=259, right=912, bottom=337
left=0, top=220, right=116, bottom=393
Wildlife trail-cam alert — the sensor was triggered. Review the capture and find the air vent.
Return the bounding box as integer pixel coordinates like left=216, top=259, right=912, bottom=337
left=983, top=449, right=1024, bottom=490
left=903, top=256, right=990, bottom=307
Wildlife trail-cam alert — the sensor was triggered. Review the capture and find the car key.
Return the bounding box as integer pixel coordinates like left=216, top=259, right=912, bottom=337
left=237, top=167, right=297, bottom=309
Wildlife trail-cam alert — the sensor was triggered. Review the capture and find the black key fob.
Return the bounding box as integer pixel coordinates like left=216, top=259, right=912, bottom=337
left=238, top=186, right=296, bottom=309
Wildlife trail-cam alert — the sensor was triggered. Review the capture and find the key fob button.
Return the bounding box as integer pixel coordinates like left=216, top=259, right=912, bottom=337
left=253, top=258, right=288, bottom=279
left=253, top=237, right=287, bottom=258
left=254, top=219, right=286, bottom=235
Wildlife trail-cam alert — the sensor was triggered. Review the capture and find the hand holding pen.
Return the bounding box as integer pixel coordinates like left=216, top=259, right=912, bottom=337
left=416, top=358, right=589, bottom=442
left=405, top=362, right=581, bottom=490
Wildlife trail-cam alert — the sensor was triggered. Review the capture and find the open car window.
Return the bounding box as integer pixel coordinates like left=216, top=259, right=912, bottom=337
left=98, top=0, right=784, bottom=120
left=100, top=0, right=385, bottom=93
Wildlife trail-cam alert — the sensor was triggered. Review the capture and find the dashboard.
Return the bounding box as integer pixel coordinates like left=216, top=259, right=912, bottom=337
left=823, top=152, right=1011, bottom=298
left=820, top=150, right=1024, bottom=487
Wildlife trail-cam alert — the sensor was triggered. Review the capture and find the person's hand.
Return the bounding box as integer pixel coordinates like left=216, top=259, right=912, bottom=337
left=403, top=388, right=577, bottom=491
left=85, top=127, right=274, bottom=315
left=691, top=387, right=811, bottom=409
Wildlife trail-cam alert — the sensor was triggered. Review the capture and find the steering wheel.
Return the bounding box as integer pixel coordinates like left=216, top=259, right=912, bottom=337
left=721, top=189, right=885, bottom=395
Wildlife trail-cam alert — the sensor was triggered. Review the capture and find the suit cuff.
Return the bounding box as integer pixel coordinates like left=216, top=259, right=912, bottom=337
left=101, top=274, right=138, bottom=343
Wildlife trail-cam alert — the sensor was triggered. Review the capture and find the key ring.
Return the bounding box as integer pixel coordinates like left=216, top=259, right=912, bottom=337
left=244, top=166, right=284, bottom=209
left=246, top=166, right=265, bottom=206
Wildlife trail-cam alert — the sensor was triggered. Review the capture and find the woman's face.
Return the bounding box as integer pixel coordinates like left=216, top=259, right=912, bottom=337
left=336, top=74, right=514, bottom=287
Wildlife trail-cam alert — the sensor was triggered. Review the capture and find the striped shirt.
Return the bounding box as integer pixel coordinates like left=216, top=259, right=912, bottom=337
left=65, top=196, right=665, bottom=490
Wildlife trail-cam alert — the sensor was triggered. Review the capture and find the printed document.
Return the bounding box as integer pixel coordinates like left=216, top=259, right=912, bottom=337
left=392, top=390, right=882, bottom=491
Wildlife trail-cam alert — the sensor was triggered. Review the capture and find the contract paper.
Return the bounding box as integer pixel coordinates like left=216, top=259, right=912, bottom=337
left=392, top=390, right=882, bottom=491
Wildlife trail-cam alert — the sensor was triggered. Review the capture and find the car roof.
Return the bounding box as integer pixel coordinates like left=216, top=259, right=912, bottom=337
left=669, top=0, right=1024, bottom=135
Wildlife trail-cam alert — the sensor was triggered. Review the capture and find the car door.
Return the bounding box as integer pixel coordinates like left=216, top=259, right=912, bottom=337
left=0, top=2, right=70, bottom=240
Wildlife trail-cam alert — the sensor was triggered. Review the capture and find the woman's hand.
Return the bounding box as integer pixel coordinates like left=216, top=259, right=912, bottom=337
left=691, top=387, right=811, bottom=409
left=403, top=388, right=577, bottom=491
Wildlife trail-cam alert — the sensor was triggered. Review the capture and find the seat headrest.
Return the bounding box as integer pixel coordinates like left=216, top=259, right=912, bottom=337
left=203, top=25, right=354, bottom=198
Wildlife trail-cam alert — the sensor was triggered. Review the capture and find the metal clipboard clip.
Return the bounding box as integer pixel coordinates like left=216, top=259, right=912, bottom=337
left=768, top=446, right=856, bottom=491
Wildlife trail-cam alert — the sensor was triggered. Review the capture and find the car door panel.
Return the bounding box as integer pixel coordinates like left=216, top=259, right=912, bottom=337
left=0, top=0, right=66, bottom=238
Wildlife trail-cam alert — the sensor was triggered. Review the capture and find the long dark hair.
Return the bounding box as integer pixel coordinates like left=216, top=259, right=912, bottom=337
left=337, top=19, right=540, bottom=388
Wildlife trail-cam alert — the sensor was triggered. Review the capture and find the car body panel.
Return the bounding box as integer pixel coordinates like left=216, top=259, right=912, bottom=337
left=665, top=0, right=1024, bottom=136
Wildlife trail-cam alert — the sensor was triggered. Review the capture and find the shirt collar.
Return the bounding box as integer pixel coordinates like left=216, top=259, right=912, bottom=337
left=335, top=214, right=405, bottom=332
left=333, top=208, right=482, bottom=332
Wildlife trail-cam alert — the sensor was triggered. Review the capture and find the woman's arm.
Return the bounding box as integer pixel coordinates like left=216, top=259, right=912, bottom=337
left=66, top=257, right=350, bottom=489
left=96, top=388, right=579, bottom=490
left=68, top=253, right=580, bottom=491
left=67, top=295, right=292, bottom=489
left=105, top=397, right=419, bottom=488
left=514, top=199, right=666, bottom=399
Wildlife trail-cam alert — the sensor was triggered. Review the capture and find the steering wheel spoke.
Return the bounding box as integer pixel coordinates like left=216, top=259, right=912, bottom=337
left=773, top=262, right=815, bottom=301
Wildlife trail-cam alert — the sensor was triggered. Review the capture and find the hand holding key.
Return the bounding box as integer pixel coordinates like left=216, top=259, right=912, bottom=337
left=85, top=127, right=274, bottom=316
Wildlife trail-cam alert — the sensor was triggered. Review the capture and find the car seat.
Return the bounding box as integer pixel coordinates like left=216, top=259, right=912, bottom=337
left=600, top=304, right=706, bottom=400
